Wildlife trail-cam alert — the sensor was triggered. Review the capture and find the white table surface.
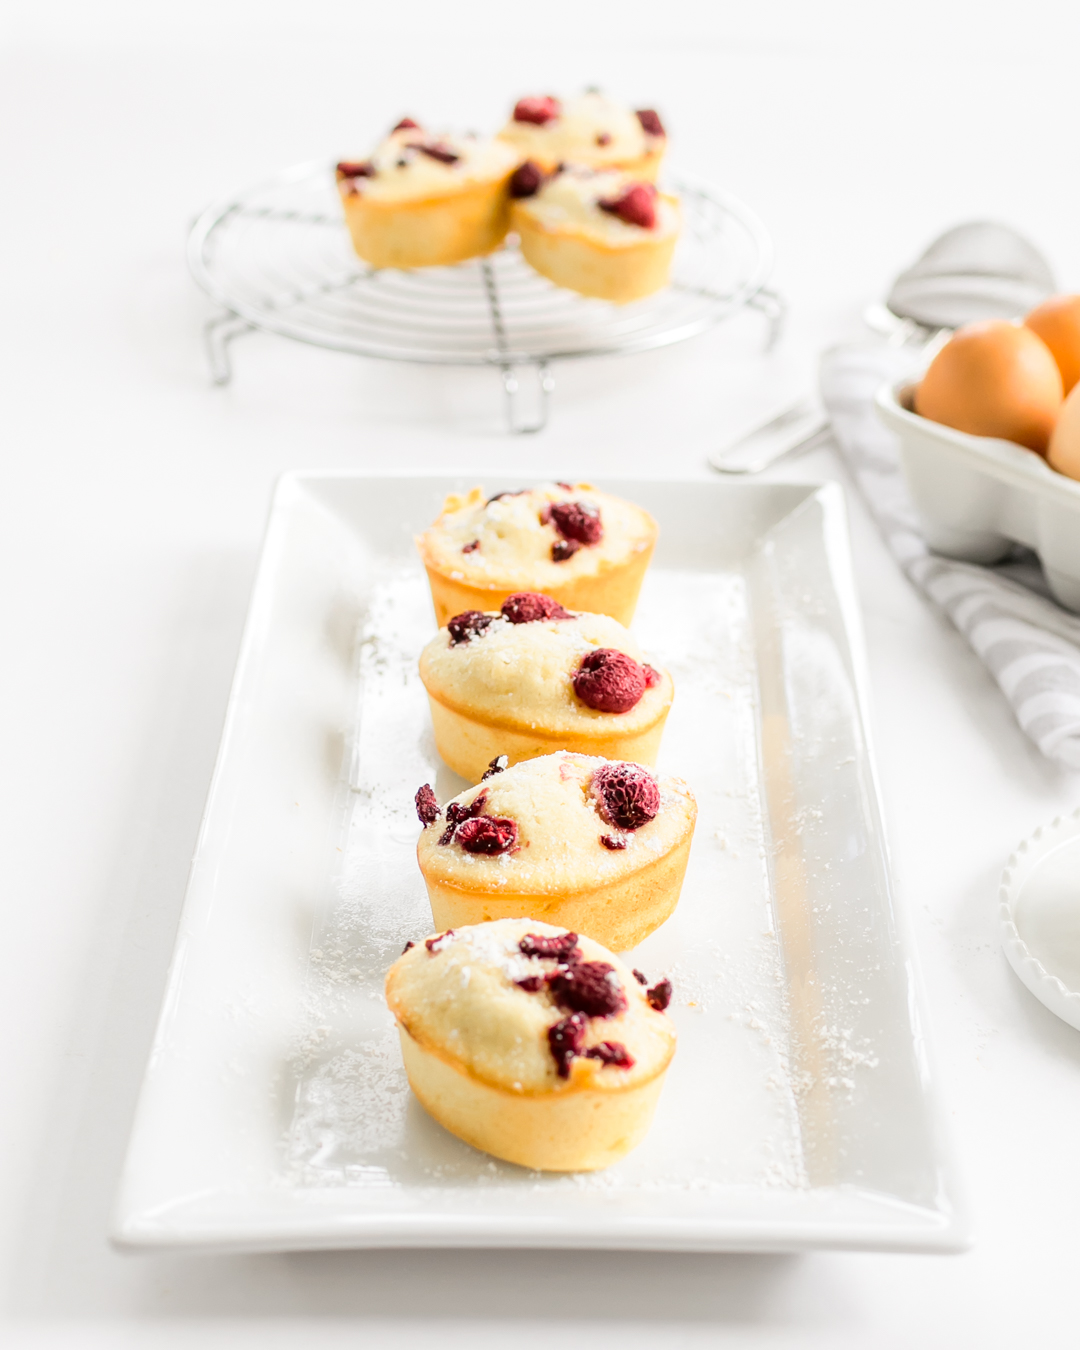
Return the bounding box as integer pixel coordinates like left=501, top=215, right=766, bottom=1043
left=5, top=1, right=1080, bottom=1344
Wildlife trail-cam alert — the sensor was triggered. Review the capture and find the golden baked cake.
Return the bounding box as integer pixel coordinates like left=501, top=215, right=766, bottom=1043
left=510, top=165, right=679, bottom=304
left=385, top=918, right=676, bottom=1170
left=419, top=592, right=673, bottom=781
left=413, top=752, right=696, bottom=951
left=415, top=482, right=657, bottom=628
left=336, top=117, right=521, bottom=269
left=498, top=91, right=667, bottom=180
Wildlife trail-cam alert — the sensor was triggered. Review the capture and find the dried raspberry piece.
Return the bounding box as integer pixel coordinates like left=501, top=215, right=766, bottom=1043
left=403, top=940, right=416, bottom=953
left=635, top=108, right=665, bottom=137
left=393, top=117, right=420, bottom=131
left=551, top=538, right=581, bottom=563
left=573, top=649, right=648, bottom=714
left=465, top=793, right=487, bottom=819
left=647, top=977, right=672, bottom=1011
left=447, top=610, right=493, bottom=645
left=445, top=799, right=473, bottom=829
left=519, top=931, right=581, bottom=962
left=415, top=783, right=440, bottom=826
left=591, top=761, right=660, bottom=828
left=501, top=592, right=571, bottom=624
left=513, top=96, right=560, bottom=126
left=548, top=1013, right=587, bottom=1078
left=438, top=792, right=487, bottom=845
left=600, top=833, right=626, bottom=850
left=418, top=143, right=460, bottom=164
left=516, top=975, right=546, bottom=993
left=549, top=961, right=627, bottom=1018
left=643, top=664, right=661, bottom=688
left=584, top=1041, right=635, bottom=1069
left=336, top=160, right=374, bottom=179
left=509, top=161, right=544, bottom=199
left=599, top=184, right=657, bottom=230
left=481, top=755, right=508, bottom=781
left=462, top=540, right=480, bottom=554
left=487, top=488, right=526, bottom=504
left=456, top=814, right=518, bottom=854
left=425, top=929, right=455, bottom=952
left=632, top=968, right=648, bottom=985
left=595, top=132, right=612, bottom=146
left=549, top=500, right=603, bottom=546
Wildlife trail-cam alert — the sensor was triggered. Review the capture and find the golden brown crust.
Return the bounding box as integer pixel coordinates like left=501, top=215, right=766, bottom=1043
left=512, top=200, right=679, bottom=304
left=341, top=174, right=516, bottom=269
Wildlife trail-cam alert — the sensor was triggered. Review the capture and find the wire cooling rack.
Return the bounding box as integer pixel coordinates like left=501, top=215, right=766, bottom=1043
left=188, top=159, right=781, bottom=432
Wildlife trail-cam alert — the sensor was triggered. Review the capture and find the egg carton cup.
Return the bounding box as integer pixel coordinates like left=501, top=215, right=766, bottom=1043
left=876, top=381, right=1080, bottom=613
left=1000, top=807, right=1080, bottom=1031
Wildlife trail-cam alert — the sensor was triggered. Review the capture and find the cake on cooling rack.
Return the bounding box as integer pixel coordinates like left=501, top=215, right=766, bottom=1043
left=509, top=165, right=680, bottom=303
left=415, top=482, right=657, bottom=629
left=498, top=91, right=667, bottom=180
left=418, top=593, right=673, bottom=782
left=413, top=753, right=696, bottom=952
left=335, top=117, right=521, bottom=269
left=386, top=918, right=676, bottom=1170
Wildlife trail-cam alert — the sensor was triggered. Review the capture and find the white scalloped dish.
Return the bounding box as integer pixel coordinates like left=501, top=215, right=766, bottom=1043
left=1001, top=807, right=1080, bottom=1029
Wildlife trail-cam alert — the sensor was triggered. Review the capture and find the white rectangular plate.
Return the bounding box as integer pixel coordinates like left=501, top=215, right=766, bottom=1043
left=114, top=475, right=965, bottom=1254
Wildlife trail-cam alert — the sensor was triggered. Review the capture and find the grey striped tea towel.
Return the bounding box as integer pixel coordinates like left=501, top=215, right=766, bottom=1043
left=820, top=342, right=1080, bottom=768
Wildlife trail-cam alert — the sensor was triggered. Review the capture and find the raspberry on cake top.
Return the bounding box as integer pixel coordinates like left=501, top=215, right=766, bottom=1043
left=386, top=918, right=675, bottom=1093
left=415, top=752, right=695, bottom=890
left=420, top=595, right=671, bottom=735
left=416, top=482, right=655, bottom=588
left=498, top=91, right=666, bottom=174
left=336, top=119, right=520, bottom=204
left=512, top=165, right=679, bottom=246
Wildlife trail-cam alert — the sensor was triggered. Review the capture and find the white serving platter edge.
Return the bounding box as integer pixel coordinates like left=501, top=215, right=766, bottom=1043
left=112, top=473, right=966, bottom=1255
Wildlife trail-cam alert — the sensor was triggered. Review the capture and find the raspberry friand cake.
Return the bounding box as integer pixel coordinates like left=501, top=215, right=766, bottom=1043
left=335, top=117, right=521, bottom=269
left=414, top=752, right=696, bottom=951
left=509, top=164, right=680, bottom=303
left=415, top=482, right=657, bottom=628
left=385, top=918, right=676, bottom=1170
left=498, top=90, right=667, bottom=180
left=419, top=592, right=673, bottom=782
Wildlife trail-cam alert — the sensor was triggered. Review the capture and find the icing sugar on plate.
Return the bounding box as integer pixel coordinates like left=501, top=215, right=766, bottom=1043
left=287, top=562, right=806, bottom=1192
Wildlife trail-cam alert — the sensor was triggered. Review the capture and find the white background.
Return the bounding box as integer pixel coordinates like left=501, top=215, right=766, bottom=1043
left=4, top=0, right=1080, bottom=1344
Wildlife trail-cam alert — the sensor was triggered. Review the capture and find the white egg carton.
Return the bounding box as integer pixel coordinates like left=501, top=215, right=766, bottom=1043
left=875, top=381, right=1080, bottom=612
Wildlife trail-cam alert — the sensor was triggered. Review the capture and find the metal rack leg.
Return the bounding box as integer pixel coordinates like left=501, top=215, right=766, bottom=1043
left=748, top=288, right=787, bottom=351
left=480, top=256, right=554, bottom=433
left=205, top=312, right=254, bottom=386
left=501, top=361, right=554, bottom=435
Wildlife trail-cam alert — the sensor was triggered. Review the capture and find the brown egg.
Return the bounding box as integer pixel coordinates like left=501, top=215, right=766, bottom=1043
left=1025, top=294, right=1080, bottom=395
left=914, top=319, right=1063, bottom=454
left=1048, top=383, right=1080, bottom=481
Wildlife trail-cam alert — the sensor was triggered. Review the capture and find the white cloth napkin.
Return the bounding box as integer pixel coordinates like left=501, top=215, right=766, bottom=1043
left=819, top=343, right=1080, bottom=768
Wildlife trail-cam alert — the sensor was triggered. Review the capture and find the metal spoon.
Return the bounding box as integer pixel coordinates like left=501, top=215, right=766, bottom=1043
left=709, top=221, right=1058, bottom=475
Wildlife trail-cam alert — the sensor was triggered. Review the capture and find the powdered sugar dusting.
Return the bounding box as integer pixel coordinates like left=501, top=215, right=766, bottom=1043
left=280, top=558, right=881, bottom=1199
